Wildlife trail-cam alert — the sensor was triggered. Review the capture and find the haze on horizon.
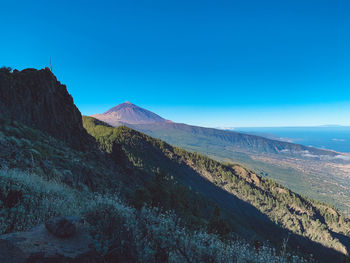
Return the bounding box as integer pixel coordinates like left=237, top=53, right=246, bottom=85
left=1, top=0, right=350, bottom=127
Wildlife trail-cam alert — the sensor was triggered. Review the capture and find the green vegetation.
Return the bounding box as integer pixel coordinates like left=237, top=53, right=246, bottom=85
left=0, top=114, right=349, bottom=262
left=0, top=66, right=12, bottom=73
left=83, top=116, right=350, bottom=261
left=0, top=169, right=87, bottom=233
left=126, top=122, right=350, bottom=215
left=0, top=167, right=309, bottom=263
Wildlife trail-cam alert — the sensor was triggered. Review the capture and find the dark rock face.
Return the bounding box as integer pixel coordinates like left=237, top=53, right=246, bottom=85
left=0, top=68, right=93, bottom=150
left=0, top=217, right=100, bottom=263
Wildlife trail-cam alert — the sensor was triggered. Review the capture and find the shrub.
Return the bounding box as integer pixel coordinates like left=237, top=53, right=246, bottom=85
left=0, top=169, right=310, bottom=262
left=0, top=66, right=12, bottom=73
left=0, top=169, right=86, bottom=233
left=83, top=194, right=309, bottom=263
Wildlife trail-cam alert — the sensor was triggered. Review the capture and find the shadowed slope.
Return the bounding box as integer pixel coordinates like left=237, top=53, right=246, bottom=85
left=83, top=116, right=350, bottom=262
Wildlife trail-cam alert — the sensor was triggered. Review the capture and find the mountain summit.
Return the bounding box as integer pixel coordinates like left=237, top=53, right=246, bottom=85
left=91, top=102, right=169, bottom=126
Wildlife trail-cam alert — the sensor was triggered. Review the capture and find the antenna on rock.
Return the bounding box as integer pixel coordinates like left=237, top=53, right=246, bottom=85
left=49, top=57, right=52, bottom=72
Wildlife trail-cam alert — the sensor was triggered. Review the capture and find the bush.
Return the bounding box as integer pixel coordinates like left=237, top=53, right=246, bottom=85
left=83, top=195, right=309, bottom=263
left=0, top=169, right=309, bottom=262
left=0, top=66, right=12, bottom=73
left=0, top=169, right=86, bottom=233
left=84, top=196, right=137, bottom=262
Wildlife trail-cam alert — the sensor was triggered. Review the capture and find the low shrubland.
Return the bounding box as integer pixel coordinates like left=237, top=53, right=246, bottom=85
left=0, top=169, right=86, bottom=233
left=0, top=168, right=309, bottom=262
left=0, top=116, right=345, bottom=262
left=82, top=116, right=350, bottom=261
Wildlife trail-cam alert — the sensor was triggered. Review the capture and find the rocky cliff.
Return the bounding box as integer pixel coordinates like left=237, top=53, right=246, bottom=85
left=0, top=68, right=93, bottom=150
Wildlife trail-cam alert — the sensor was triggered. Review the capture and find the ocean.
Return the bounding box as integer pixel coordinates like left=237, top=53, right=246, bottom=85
left=236, top=126, right=350, bottom=153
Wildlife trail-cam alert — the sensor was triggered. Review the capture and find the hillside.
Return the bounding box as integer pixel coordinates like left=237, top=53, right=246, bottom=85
left=83, top=116, right=350, bottom=262
left=91, top=103, right=350, bottom=215
left=0, top=113, right=319, bottom=262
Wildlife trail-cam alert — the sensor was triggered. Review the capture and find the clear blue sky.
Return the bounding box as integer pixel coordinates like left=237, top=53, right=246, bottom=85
left=1, top=0, right=350, bottom=127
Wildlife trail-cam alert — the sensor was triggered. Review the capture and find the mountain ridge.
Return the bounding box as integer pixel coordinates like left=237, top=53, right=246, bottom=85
left=91, top=102, right=341, bottom=158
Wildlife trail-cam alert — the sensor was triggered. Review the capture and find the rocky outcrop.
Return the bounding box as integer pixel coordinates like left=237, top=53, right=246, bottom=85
left=0, top=217, right=100, bottom=263
left=0, top=68, right=94, bottom=150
